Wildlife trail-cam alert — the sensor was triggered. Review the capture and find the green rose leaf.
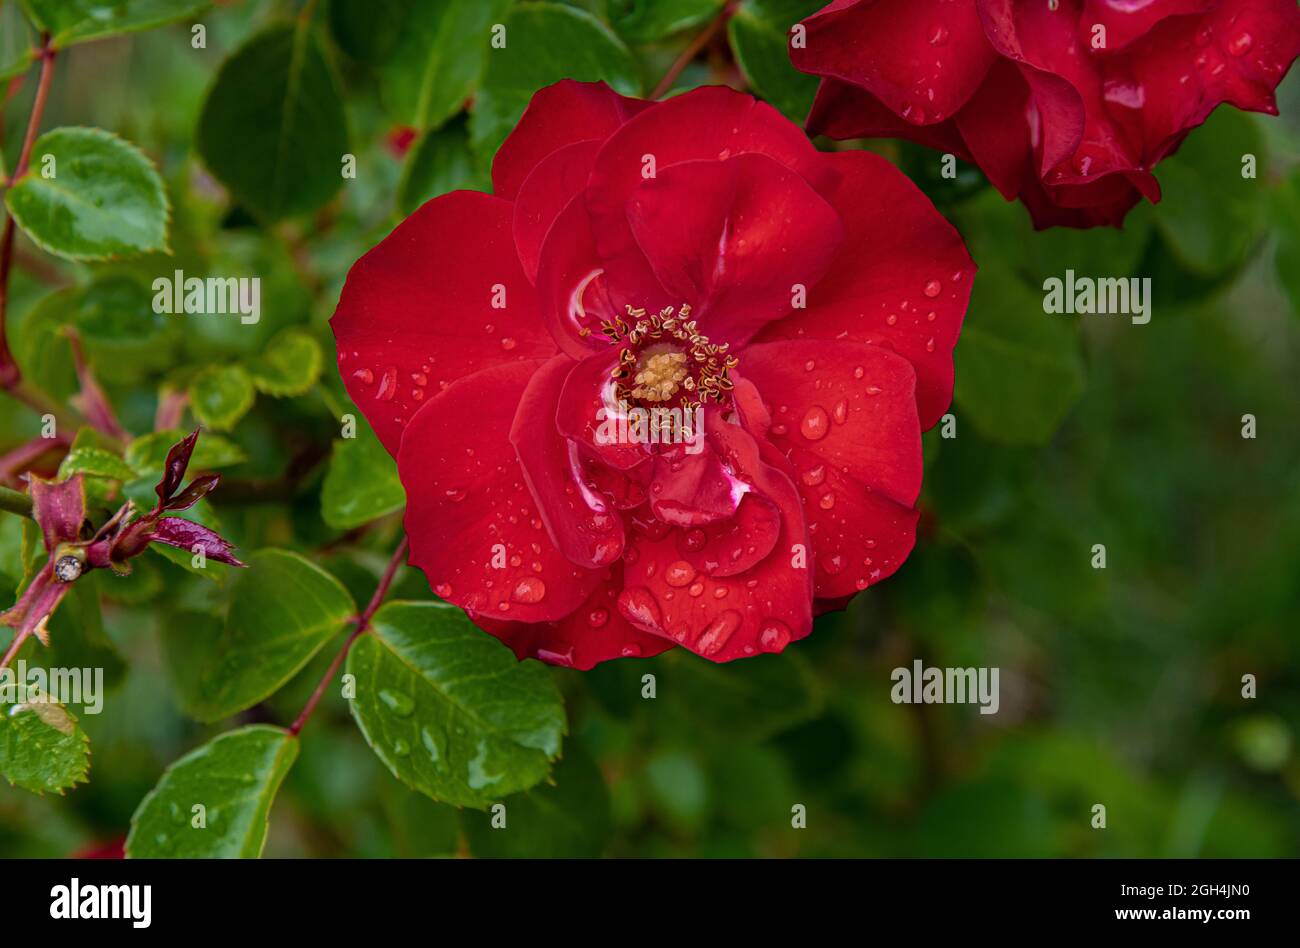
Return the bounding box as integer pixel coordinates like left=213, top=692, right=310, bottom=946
left=58, top=445, right=137, bottom=482
left=321, top=418, right=405, bottom=530
left=188, top=364, right=256, bottom=431
left=397, top=116, right=487, bottom=218
left=125, top=428, right=247, bottom=478
left=663, top=647, right=822, bottom=740
left=4, top=127, right=169, bottom=261
left=0, top=1, right=35, bottom=80
left=381, top=0, right=512, bottom=131
left=728, top=0, right=822, bottom=122
left=0, top=696, right=91, bottom=795
left=186, top=550, right=355, bottom=722
left=20, top=0, right=209, bottom=48
left=197, top=22, right=349, bottom=222
left=471, top=2, right=641, bottom=162
left=126, top=725, right=298, bottom=858
left=245, top=328, right=322, bottom=397
left=347, top=601, right=566, bottom=809
left=954, top=262, right=1087, bottom=445
left=459, top=745, right=611, bottom=858
left=610, top=0, right=724, bottom=43
left=1152, top=108, right=1265, bottom=277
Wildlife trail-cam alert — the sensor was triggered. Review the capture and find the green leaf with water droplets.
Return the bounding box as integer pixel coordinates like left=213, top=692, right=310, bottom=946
left=0, top=696, right=91, bottom=795
left=4, top=126, right=169, bottom=261
left=126, top=725, right=298, bottom=858
left=20, top=0, right=210, bottom=49
left=186, top=550, right=356, bottom=723
left=347, top=601, right=566, bottom=809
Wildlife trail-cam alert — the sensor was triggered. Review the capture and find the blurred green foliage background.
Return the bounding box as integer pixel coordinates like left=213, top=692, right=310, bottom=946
left=1, top=0, right=1297, bottom=858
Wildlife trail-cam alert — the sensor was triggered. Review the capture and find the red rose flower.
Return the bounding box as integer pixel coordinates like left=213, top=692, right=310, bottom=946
left=792, top=0, right=1300, bottom=228
left=331, top=81, right=973, bottom=667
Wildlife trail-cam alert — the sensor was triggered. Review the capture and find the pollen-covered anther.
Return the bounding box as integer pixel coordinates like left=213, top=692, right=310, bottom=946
left=604, top=304, right=737, bottom=408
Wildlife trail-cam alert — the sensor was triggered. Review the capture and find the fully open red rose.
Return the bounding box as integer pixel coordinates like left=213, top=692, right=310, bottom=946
left=331, top=81, right=973, bottom=667
left=793, top=0, right=1300, bottom=228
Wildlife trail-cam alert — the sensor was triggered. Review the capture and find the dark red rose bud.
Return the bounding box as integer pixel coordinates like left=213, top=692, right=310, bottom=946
left=155, top=428, right=202, bottom=507
left=146, top=517, right=246, bottom=567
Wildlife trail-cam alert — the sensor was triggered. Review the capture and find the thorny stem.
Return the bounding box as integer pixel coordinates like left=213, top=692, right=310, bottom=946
left=650, top=1, right=738, bottom=100
left=0, top=626, right=31, bottom=673
left=0, top=34, right=56, bottom=393
left=288, top=537, right=409, bottom=736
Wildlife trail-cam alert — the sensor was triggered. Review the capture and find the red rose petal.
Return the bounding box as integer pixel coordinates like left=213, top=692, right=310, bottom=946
left=399, top=360, right=605, bottom=623
left=535, top=193, right=670, bottom=359
left=586, top=86, right=833, bottom=315
left=753, top=151, right=973, bottom=431
left=512, top=140, right=599, bottom=282
left=649, top=442, right=742, bottom=527
left=740, top=339, right=922, bottom=598
left=555, top=348, right=653, bottom=471
left=624, top=153, right=844, bottom=347
left=1082, top=0, right=1216, bottom=53
left=806, top=78, right=974, bottom=153
left=795, top=0, right=999, bottom=124
left=510, top=355, right=626, bottom=569
left=1124, top=0, right=1300, bottom=162
left=492, top=80, right=650, bottom=200
left=617, top=414, right=812, bottom=661
left=475, top=565, right=673, bottom=669
left=332, top=191, right=555, bottom=455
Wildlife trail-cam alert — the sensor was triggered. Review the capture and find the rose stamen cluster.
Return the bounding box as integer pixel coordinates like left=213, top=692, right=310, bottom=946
left=603, top=304, right=738, bottom=409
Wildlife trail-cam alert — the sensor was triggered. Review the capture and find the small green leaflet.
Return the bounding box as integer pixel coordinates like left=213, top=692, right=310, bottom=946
left=20, top=0, right=210, bottom=49
left=0, top=696, right=91, bottom=795
left=4, top=127, right=170, bottom=261
left=126, top=725, right=298, bottom=858
left=246, top=328, right=322, bottom=397
left=188, top=364, right=255, bottom=431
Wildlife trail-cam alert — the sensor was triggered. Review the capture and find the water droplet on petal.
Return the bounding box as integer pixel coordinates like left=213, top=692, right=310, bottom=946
left=376, top=366, right=398, bottom=401
left=697, top=610, right=742, bottom=656
left=924, top=280, right=942, bottom=298
left=664, top=560, right=697, bottom=588
left=759, top=619, right=791, bottom=653
left=1228, top=32, right=1252, bottom=56
left=511, top=577, right=546, bottom=603
left=801, top=465, right=826, bottom=487
left=800, top=406, right=830, bottom=441
left=928, top=24, right=948, bottom=45
left=501, top=337, right=517, bottom=351
left=618, top=586, right=662, bottom=632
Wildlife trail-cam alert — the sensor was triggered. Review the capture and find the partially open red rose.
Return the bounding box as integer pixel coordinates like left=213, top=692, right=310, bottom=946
left=793, top=0, right=1300, bottom=228
left=331, top=81, right=973, bottom=667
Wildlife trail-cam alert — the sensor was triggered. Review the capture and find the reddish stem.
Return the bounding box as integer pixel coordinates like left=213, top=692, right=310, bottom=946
left=288, top=537, right=409, bottom=736
left=650, top=1, right=738, bottom=100
left=0, top=35, right=56, bottom=393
